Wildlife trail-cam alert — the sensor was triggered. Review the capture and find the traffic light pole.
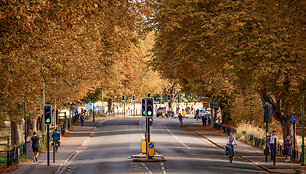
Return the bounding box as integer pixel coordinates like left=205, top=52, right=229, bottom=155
left=42, top=81, right=46, bottom=147
left=124, top=101, right=126, bottom=118
left=47, top=125, right=50, bottom=166
left=265, top=122, right=269, bottom=162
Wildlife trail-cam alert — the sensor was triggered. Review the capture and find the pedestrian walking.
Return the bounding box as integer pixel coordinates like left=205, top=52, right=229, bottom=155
left=195, top=109, right=199, bottom=120
left=202, top=116, right=207, bottom=128
left=30, top=132, right=40, bottom=162
left=80, top=113, right=85, bottom=127
left=182, top=109, right=186, bottom=117
left=178, top=113, right=183, bottom=127
left=283, top=135, right=292, bottom=163
left=269, top=130, right=278, bottom=160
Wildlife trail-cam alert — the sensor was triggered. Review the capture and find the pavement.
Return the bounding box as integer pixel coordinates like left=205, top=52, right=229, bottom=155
left=8, top=118, right=104, bottom=174
left=185, top=121, right=306, bottom=174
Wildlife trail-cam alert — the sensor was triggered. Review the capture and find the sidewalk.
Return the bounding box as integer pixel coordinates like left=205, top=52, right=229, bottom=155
left=185, top=123, right=306, bottom=174
left=8, top=118, right=104, bottom=174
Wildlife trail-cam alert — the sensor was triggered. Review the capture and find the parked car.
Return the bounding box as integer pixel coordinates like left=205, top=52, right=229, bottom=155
left=156, top=107, right=167, bottom=117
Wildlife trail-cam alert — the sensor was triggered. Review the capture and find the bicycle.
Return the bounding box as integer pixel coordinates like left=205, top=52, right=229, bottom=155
left=227, top=144, right=236, bottom=163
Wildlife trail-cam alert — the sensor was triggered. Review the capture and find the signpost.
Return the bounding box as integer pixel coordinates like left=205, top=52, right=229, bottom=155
left=292, top=116, right=297, bottom=161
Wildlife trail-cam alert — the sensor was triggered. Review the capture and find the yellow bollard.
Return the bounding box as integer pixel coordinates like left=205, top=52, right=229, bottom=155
left=141, top=139, right=146, bottom=154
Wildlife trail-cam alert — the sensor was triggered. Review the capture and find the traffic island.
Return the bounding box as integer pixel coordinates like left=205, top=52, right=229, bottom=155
left=131, top=154, right=166, bottom=162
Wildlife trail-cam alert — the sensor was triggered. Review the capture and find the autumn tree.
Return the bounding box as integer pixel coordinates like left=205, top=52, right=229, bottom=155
left=147, top=0, right=305, bottom=140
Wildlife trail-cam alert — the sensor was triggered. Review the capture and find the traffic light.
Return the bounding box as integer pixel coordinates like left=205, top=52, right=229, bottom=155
left=146, top=97, right=154, bottom=117
left=266, top=135, right=270, bottom=142
left=178, top=94, right=181, bottom=103
left=44, top=104, right=52, bottom=125
left=132, top=95, right=136, bottom=102
left=167, top=94, right=171, bottom=102
left=264, top=102, right=272, bottom=123
left=141, top=98, right=146, bottom=116
left=122, top=95, right=125, bottom=103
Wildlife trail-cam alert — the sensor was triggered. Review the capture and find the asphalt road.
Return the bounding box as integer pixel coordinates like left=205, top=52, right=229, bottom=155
left=58, top=117, right=266, bottom=174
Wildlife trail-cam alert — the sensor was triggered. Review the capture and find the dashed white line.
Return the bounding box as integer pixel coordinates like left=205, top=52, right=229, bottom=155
left=165, top=127, right=191, bottom=150
left=160, top=162, right=167, bottom=174
left=141, top=163, right=153, bottom=174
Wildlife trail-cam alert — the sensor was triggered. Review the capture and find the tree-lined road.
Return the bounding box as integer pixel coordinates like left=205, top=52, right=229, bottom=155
left=57, top=117, right=265, bottom=174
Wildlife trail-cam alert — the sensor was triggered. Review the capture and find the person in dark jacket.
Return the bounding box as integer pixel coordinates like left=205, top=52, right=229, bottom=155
left=283, top=135, right=292, bottom=163
left=202, top=116, right=207, bottom=128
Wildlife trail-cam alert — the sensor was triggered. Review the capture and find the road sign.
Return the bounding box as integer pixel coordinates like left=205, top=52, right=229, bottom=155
left=148, top=142, right=154, bottom=149
left=292, top=116, right=297, bottom=123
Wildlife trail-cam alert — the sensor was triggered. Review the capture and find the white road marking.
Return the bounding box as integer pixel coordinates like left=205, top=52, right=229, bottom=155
left=141, top=163, right=153, bottom=174
left=160, top=162, right=167, bottom=174
left=165, top=127, right=191, bottom=149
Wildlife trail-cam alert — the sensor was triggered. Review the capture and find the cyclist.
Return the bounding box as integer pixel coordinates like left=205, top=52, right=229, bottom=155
left=227, top=132, right=237, bottom=156
left=52, top=129, right=61, bottom=152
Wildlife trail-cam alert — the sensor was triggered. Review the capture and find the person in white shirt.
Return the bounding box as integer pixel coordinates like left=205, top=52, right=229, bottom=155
left=227, top=132, right=237, bottom=155
left=269, top=130, right=278, bottom=157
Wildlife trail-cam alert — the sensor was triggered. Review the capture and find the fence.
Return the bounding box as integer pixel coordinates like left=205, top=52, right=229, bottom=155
left=213, top=123, right=302, bottom=161
left=0, top=139, right=29, bottom=168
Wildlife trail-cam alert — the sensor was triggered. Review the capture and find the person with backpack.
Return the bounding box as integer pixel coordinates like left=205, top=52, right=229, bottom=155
left=52, top=129, right=61, bottom=152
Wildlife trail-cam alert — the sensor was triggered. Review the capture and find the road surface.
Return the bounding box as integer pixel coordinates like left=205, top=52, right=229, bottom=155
left=57, top=116, right=266, bottom=174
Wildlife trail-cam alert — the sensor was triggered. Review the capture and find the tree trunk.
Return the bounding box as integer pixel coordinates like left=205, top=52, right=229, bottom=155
left=108, top=98, right=112, bottom=114
left=32, top=117, right=37, bottom=132
left=280, top=116, right=292, bottom=142
left=10, top=121, right=22, bottom=146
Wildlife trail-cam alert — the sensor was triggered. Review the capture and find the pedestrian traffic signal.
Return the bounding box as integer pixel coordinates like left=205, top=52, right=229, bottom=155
left=141, top=98, right=146, bottom=116
left=44, top=104, right=52, bottom=125
left=122, top=95, right=125, bottom=103
left=167, top=94, right=171, bottom=102
left=146, top=97, right=154, bottom=117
